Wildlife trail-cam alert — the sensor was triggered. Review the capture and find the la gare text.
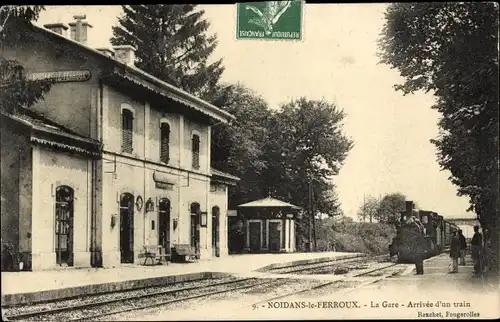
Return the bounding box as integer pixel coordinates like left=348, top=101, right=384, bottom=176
left=370, top=300, right=471, bottom=309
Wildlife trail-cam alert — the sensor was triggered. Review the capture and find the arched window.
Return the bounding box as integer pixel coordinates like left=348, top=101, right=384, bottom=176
left=160, top=122, right=170, bottom=163
left=122, top=108, right=134, bottom=153
left=192, top=134, right=200, bottom=169
left=55, top=185, right=74, bottom=266
left=158, top=198, right=171, bottom=253
left=119, top=192, right=135, bottom=263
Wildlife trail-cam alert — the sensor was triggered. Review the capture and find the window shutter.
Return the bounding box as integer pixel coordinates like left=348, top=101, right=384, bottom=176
left=192, top=134, right=200, bottom=169
left=160, top=123, right=170, bottom=163
left=122, top=110, right=133, bottom=153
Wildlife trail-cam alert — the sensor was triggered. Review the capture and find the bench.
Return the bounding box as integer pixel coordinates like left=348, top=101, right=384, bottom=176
left=171, top=244, right=200, bottom=262
left=138, top=245, right=171, bottom=266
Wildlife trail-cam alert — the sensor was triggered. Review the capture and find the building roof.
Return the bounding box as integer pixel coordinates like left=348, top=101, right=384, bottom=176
left=2, top=110, right=100, bottom=157
left=237, top=196, right=302, bottom=209
left=31, top=24, right=236, bottom=124
left=210, top=168, right=240, bottom=181
left=210, top=168, right=240, bottom=186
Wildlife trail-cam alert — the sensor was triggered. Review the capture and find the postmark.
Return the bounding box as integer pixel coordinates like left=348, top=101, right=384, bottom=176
left=236, top=1, right=303, bottom=41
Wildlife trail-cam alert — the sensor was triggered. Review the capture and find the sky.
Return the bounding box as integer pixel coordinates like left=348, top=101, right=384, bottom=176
left=36, top=4, right=474, bottom=220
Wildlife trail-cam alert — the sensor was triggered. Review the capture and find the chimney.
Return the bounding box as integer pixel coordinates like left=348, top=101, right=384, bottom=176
left=95, top=47, right=115, bottom=58
left=43, top=23, right=69, bottom=36
left=68, top=15, right=93, bottom=45
left=112, top=45, right=136, bottom=66
left=405, top=201, right=414, bottom=217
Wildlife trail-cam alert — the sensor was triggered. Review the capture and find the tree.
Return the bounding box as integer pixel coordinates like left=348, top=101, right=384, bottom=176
left=358, top=196, right=380, bottom=223
left=262, top=98, right=354, bottom=250
left=379, top=2, right=499, bottom=275
left=110, top=5, right=224, bottom=99
left=375, top=193, right=406, bottom=225
left=0, top=6, right=52, bottom=115
left=263, top=99, right=353, bottom=214
left=210, top=82, right=273, bottom=208
left=1, top=5, right=52, bottom=271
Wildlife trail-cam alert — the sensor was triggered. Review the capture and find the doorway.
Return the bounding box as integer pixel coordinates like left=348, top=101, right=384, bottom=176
left=212, top=206, right=220, bottom=257
left=190, top=202, right=200, bottom=255
left=120, top=193, right=134, bottom=263
left=55, top=186, right=74, bottom=266
left=249, top=221, right=261, bottom=252
left=269, top=221, right=281, bottom=252
left=158, top=198, right=170, bottom=255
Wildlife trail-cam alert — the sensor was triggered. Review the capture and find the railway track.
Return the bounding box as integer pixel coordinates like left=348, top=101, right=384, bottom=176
left=3, top=255, right=400, bottom=321
left=3, top=277, right=286, bottom=321
left=267, top=254, right=390, bottom=275
left=252, top=262, right=403, bottom=305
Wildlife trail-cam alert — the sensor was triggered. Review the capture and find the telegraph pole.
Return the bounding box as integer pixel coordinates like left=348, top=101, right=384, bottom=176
left=308, top=174, right=313, bottom=252
left=312, top=181, right=317, bottom=252
left=363, top=193, right=366, bottom=223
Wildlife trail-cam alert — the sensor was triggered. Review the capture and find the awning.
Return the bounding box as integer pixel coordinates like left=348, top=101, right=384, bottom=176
left=210, top=168, right=240, bottom=186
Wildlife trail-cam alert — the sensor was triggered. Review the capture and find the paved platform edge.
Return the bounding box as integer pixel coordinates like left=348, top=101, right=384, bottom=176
left=255, top=253, right=365, bottom=272
left=0, top=271, right=232, bottom=307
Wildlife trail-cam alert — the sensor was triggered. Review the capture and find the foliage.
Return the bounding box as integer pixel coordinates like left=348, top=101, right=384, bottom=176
left=316, top=217, right=396, bottom=255
left=211, top=94, right=353, bottom=247
left=210, top=82, right=273, bottom=207
left=263, top=98, right=354, bottom=217
left=374, top=192, right=406, bottom=225
left=0, top=5, right=44, bottom=34
left=110, top=5, right=224, bottom=99
left=0, top=5, right=52, bottom=115
left=379, top=2, right=499, bottom=272
left=357, top=195, right=379, bottom=223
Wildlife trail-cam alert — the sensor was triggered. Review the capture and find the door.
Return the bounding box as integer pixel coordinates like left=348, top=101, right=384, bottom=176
left=158, top=198, right=170, bottom=254
left=120, top=193, right=134, bottom=263
left=249, top=222, right=261, bottom=252
left=212, top=206, right=220, bottom=257
left=55, top=186, right=74, bottom=266
left=269, top=222, right=281, bottom=252
left=190, top=202, right=200, bottom=255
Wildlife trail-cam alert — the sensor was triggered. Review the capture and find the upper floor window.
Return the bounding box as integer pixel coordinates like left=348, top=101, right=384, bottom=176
left=192, top=134, right=200, bottom=169
left=122, top=108, right=134, bottom=153
left=160, top=122, right=170, bottom=164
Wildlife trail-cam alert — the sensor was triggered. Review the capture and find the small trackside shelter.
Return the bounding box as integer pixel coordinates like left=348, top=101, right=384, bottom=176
left=235, top=197, right=302, bottom=253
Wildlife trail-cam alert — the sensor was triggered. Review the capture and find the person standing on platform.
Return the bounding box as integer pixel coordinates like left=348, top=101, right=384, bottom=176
left=458, top=229, right=467, bottom=266
left=470, top=225, right=483, bottom=275
left=410, top=220, right=425, bottom=275
left=449, top=230, right=460, bottom=273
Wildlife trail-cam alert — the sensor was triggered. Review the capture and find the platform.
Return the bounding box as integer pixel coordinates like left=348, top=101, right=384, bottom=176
left=129, top=253, right=499, bottom=321
left=1, top=251, right=358, bottom=306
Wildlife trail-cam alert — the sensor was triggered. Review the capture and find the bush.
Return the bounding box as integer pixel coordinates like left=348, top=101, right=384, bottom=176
left=315, top=218, right=396, bottom=255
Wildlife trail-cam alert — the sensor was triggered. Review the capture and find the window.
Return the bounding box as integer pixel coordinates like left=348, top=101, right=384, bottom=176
left=160, top=122, right=170, bottom=163
left=192, top=134, right=200, bottom=169
left=55, top=186, right=74, bottom=266
left=122, top=109, right=133, bottom=153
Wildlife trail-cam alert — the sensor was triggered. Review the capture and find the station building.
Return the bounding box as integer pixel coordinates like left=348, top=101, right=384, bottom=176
left=0, top=16, right=239, bottom=271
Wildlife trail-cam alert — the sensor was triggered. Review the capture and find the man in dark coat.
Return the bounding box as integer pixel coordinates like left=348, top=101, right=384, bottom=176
left=470, top=225, right=483, bottom=275
left=458, top=229, right=467, bottom=266
left=449, top=230, right=460, bottom=273
left=408, top=218, right=425, bottom=275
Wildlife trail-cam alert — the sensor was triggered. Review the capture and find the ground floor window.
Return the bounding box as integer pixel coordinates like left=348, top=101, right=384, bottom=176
left=55, top=185, right=74, bottom=266
left=212, top=206, right=220, bottom=257
left=120, top=193, right=134, bottom=263
left=158, top=198, right=171, bottom=253
left=190, top=202, right=200, bottom=254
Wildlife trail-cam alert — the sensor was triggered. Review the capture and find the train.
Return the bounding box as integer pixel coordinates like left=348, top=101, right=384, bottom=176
left=389, top=200, right=459, bottom=262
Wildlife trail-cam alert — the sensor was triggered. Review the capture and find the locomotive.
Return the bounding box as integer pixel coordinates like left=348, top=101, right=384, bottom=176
left=389, top=200, right=459, bottom=262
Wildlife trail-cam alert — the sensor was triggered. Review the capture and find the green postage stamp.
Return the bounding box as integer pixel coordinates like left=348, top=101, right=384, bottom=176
left=236, top=1, right=303, bottom=41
